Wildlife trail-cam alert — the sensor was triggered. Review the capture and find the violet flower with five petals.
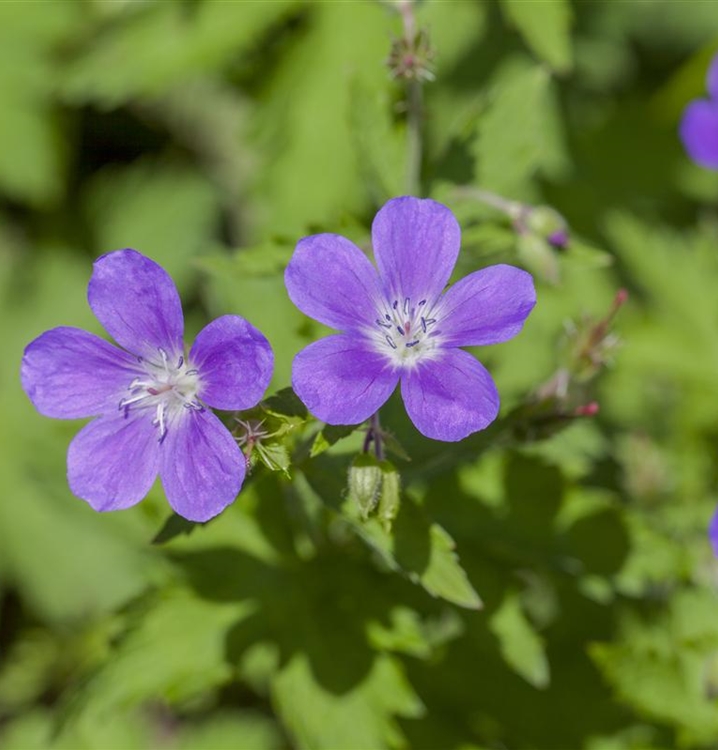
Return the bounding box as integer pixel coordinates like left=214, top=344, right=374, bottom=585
left=680, top=52, right=718, bottom=169
left=21, top=249, right=273, bottom=522
left=285, top=197, right=536, bottom=441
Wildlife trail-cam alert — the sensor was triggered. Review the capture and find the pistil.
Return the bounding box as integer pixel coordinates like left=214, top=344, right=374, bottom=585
left=117, top=348, right=202, bottom=440
left=373, top=295, right=440, bottom=363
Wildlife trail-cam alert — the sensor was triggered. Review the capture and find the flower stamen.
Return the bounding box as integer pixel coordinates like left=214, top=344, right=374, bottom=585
left=372, top=295, right=441, bottom=364
left=117, top=346, right=202, bottom=441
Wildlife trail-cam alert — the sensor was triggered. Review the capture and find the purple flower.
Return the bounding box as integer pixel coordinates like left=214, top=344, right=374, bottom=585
left=21, top=249, right=273, bottom=522
left=284, top=197, right=536, bottom=441
left=710, top=508, right=718, bottom=558
left=680, top=53, right=718, bottom=169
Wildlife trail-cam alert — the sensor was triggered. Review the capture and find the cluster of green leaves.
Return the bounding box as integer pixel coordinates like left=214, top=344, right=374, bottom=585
left=2, top=1, right=718, bottom=749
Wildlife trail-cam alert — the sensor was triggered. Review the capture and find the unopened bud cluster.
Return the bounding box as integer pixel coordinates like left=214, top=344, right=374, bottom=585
left=512, top=290, right=627, bottom=440
left=387, top=27, right=435, bottom=82
left=563, top=288, right=627, bottom=382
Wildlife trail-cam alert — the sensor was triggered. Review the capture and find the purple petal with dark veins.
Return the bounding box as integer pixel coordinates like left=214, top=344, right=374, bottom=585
left=160, top=408, right=245, bottom=523
left=67, top=411, right=160, bottom=512
left=190, top=315, right=273, bottom=411
left=292, top=334, right=399, bottom=425
left=285, top=234, right=382, bottom=331
left=21, top=326, right=141, bottom=419
left=400, top=348, right=499, bottom=441
left=88, top=249, right=185, bottom=359
left=437, top=264, right=536, bottom=348
left=371, top=197, right=461, bottom=304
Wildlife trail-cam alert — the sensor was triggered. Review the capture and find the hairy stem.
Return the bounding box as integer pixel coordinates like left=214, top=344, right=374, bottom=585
left=398, top=0, right=422, bottom=195
left=406, top=79, right=423, bottom=196
left=453, top=185, right=524, bottom=220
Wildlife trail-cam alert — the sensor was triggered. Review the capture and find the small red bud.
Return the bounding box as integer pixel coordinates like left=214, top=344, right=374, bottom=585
left=574, top=402, right=599, bottom=417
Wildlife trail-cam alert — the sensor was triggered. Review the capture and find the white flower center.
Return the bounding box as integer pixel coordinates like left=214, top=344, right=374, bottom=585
left=371, top=295, right=441, bottom=366
left=118, top=348, right=202, bottom=440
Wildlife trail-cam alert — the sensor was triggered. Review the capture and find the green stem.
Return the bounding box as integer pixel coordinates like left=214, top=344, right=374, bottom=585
left=364, top=412, right=384, bottom=461
left=398, top=0, right=422, bottom=196
left=453, top=185, right=524, bottom=221
left=406, top=79, right=423, bottom=196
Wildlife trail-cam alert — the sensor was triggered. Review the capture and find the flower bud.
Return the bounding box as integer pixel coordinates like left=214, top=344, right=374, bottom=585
left=517, top=233, right=560, bottom=285
left=377, top=461, right=401, bottom=532
left=574, top=402, right=599, bottom=417
left=348, top=454, right=383, bottom=520
left=387, top=27, right=436, bottom=82
left=525, top=205, right=569, bottom=248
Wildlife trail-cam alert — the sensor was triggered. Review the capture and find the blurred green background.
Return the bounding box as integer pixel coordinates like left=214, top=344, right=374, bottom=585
left=2, top=1, right=718, bottom=748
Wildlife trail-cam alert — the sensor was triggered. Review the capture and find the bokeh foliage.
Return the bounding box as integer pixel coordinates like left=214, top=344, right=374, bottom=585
left=1, top=1, right=718, bottom=749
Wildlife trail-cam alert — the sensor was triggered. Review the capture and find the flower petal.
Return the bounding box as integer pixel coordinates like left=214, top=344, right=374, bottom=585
left=400, top=348, right=499, bottom=441
left=371, top=197, right=461, bottom=304
left=710, top=506, right=718, bottom=558
left=190, top=315, right=273, bottom=411
left=160, top=409, right=245, bottom=523
left=707, top=53, right=718, bottom=100
left=88, top=249, right=184, bottom=359
left=679, top=100, right=718, bottom=170
left=292, top=335, right=399, bottom=425
left=437, top=264, right=536, bottom=347
left=21, top=326, right=141, bottom=419
left=68, top=412, right=160, bottom=512
left=285, top=234, right=382, bottom=330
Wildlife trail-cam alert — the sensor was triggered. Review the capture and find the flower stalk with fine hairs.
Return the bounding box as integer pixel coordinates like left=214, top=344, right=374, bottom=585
left=387, top=0, right=435, bottom=196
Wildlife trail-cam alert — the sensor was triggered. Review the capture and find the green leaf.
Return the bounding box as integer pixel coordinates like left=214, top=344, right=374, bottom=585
left=83, top=159, right=220, bottom=292
left=255, top=441, right=292, bottom=477
left=489, top=591, right=550, bottom=689
left=562, top=239, right=614, bottom=270
left=301, top=459, right=482, bottom=610
left=249, top=2, right=393, bottom=235
left=0, top=707, right=153, bottom=750
left=603, top=213, right=718, bottom=430
left=60, top=1, right=298, bottom=108
left=472, top=59, right=555, bottom=197
left=310, top=424, right=358, bottom=458
left=348, top=79, right=406, bottom=204
left=381, top=431, right=412, bottom=463
left=0, top=710, right=54, bottom=750
left=500, top=0, right=573, bottom=74
left=0, top=629, right=58, bottom=714
left=262, top=388, right=309, bottom=421
left=590, top=594, right=718, bottom=746
left=60, top=591, right=252, bottom=727
left=198, top=242, right=293, bottom=280
left=201, top=250, right=310, bottom=389
left=414, top=523, right=483, bottom=610
left=272, top=653, right=423, bottom=750
left=176, top=712, right=284, bottom=750
left=0, top=3, right=75, bottom=206
left=151, top=513, right=197, bottom=545
left=367, top=606, right=434, bottom=660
